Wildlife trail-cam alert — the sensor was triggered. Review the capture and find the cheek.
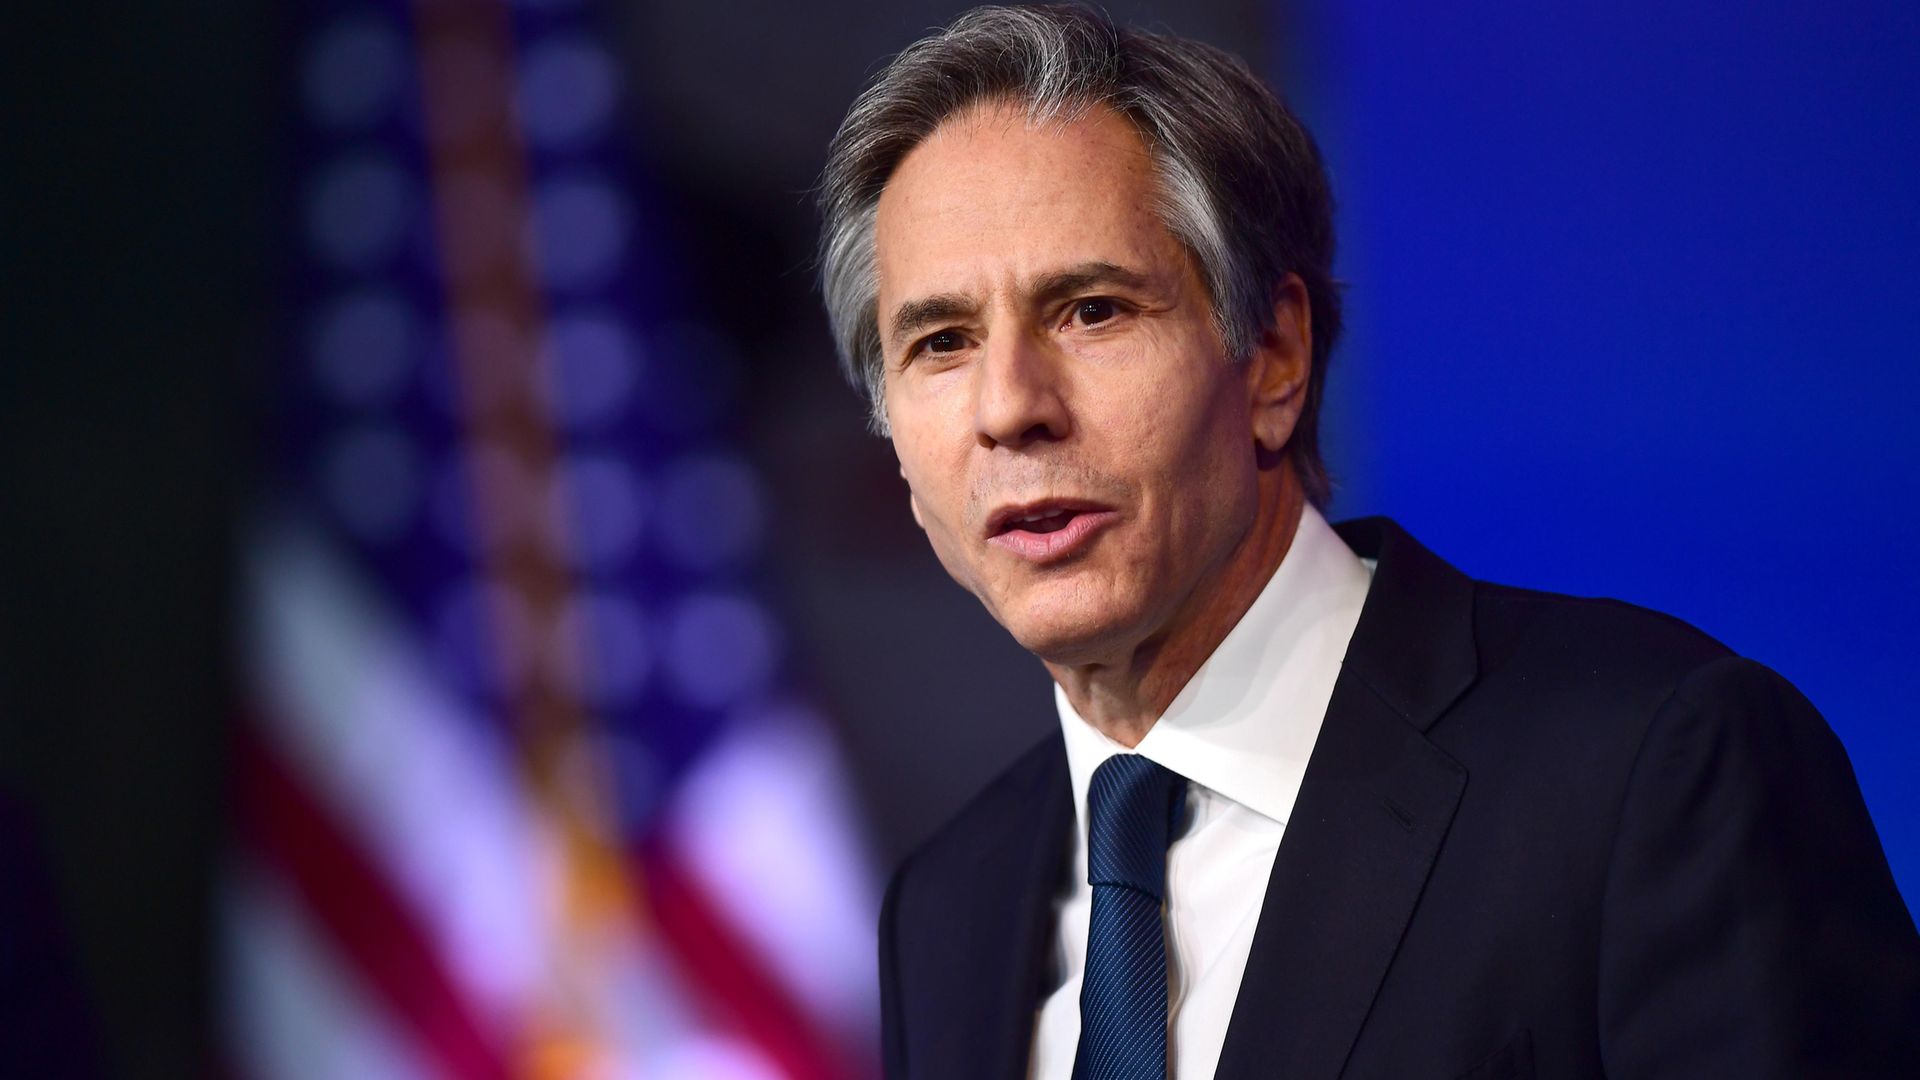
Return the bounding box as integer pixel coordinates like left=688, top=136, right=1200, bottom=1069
left=883, top=357, right=975, bottom=441
left=1091, top=344, right=1242, bottom=478
left=896, top=448, right=977, bottom=574
left=1096, top=356, right=1254, bottom=546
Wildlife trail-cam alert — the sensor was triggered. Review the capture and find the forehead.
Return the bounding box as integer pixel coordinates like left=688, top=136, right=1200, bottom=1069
left=872, top=103, right=1183, bottom=309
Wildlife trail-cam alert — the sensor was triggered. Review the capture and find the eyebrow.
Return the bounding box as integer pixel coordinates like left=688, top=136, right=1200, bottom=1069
left=886, top=293, right=980, bottom=352
left=883, top=260, right=1156, bottom=352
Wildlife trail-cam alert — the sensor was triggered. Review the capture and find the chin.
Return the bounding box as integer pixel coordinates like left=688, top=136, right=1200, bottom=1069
left=994, top=585, right=1145, bottom=666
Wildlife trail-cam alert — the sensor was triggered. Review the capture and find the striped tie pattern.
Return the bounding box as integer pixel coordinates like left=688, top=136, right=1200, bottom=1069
left=1073, top=754, right=1187, bottom=1080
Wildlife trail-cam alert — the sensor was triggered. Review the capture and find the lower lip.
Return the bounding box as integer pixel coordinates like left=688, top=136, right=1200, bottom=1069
left=986, top=511, right=1119, bottom=563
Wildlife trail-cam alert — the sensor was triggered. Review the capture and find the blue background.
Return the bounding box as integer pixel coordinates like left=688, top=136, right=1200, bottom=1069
left=1300, top=0, right=1919, bottom=903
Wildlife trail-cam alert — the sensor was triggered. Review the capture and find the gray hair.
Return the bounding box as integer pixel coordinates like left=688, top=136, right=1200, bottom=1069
left=817, top=3, right=1342, bottom=506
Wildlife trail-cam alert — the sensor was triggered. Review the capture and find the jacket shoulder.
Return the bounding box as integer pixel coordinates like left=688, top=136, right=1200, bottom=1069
left=1470, top=580, right=1736, bottom=704
left=892, top=732, right=1066, bottom=885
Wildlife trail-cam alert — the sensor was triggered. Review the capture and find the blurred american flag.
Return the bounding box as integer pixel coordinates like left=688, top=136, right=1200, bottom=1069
left=222, top=2, right=878, bottom=1077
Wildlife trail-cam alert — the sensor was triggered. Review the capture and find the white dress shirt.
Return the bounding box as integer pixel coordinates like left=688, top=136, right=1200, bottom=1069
left=1029, top=504, right=1374, bottom=1079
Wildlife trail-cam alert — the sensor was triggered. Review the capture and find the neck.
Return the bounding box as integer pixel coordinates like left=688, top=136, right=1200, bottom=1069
left=1045, top=461, right=1306, bottom=747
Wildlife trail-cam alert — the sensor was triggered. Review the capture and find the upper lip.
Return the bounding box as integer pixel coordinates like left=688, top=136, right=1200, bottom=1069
left=984, top=498, right=1114, bottom=538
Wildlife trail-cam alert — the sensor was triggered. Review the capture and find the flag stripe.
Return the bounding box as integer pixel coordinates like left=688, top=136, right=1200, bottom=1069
left=237, top=723, right=510, bottom=1080
left=639, top=836, right=855, bottom=1080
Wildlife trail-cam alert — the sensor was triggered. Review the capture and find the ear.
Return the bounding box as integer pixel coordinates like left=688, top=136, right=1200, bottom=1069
left=1246, top=273, right=1313, bottom=455
left=902, top=466, right=927, bottom=530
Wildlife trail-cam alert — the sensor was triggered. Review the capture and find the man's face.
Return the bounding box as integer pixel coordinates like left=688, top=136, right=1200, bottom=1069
left=873, top=103, right=1294, bottom=666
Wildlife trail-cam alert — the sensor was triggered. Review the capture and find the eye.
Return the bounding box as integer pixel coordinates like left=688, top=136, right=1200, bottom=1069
left=925, top=329, right=965, bottom=353
left=1070, top=298, right=1120, bottom=327
left=903, top=328, right=968, bottom=368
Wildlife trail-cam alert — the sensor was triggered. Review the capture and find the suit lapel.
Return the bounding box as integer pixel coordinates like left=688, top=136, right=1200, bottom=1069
left=1213, top=675, right=1467, bottom=1078
left=925, top=736, right=1073, bottom=1080
left=1214, top=518, right=1478, bottom=1080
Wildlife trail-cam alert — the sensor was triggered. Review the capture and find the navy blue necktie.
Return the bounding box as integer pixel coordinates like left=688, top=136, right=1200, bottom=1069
left=1073, top=754, right=1188, bottom=1080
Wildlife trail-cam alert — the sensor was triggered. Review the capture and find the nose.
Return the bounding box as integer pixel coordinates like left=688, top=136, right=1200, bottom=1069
left=972, top=330, right=1070, bottom=450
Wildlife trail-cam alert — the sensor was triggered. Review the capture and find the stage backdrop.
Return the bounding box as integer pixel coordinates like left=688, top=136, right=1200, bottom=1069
left=1299, top=0, right=1919, bottom=904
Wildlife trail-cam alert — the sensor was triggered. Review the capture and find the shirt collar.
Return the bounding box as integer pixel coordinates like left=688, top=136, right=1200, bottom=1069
left=1055, top=503, right=1373, bottom=830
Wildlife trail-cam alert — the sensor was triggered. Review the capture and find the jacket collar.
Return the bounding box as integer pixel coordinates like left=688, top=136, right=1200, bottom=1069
left=1332, top=516, right=1480, bottom=730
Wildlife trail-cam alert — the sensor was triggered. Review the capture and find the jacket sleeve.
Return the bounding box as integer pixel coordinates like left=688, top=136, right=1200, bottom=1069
left=1596, top=655, right=1920, bottom=1077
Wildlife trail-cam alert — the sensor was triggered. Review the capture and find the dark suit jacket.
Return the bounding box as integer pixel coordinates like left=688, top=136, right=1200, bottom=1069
left=878, top=517, right=1920, bottom=1079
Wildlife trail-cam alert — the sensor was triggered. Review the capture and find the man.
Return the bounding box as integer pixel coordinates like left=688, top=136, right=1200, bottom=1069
left=816, top=6, right=1920, bottom=1078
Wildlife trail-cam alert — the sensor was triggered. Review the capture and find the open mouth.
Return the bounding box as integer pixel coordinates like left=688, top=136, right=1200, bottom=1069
left=985, top=501, right=1119, bottom=562
left=986, top=500, right=1109, bottom=538
left=996, top=508, right=1081, bottom=535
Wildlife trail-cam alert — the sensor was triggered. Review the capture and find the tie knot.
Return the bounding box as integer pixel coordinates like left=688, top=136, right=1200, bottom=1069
left=1085, top=755, right=1187, bottom=899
